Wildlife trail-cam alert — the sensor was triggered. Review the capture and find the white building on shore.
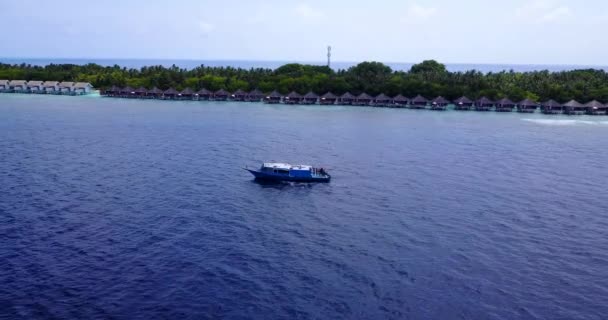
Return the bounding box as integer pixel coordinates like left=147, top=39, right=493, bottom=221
left=43, top=81, right=60, bottom=94
left=0, top=80, right=9, bottom=92
left=9, top=80, right=28, bottom=92
left=27, top=80, right=44, bottom=93
left=73, top=82, right=94, bottom=95
left=59, top=82, right=75, bottom=94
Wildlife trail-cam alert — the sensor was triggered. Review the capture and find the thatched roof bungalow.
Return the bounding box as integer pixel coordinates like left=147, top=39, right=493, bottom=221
left=373, top=94, right=393, bottom=107
left=232, top=89, right=247, bottom=101
left=562, top=100, right=585, bottom=115
left=541, top=99, right=562, bottom=114
left=410, top=95, right=428, bottom=109
left=392, top=94, right=409, bottom=107
left=454, top=96, right=473, bottom=110
left=353, top=93, right=372, bottom=106
left=285, top=91, right=302, bottom=104
left=265, top=90, right=283, bottom=104
left=339, top=92, right=355, bottom=105
left=247, top=89, right=264, bottom=102
left=517, top=99, right=538, bottom=113
left=214, top=89, right=230, bottom=101
left=119, top=86, right=135, bottom=97
left=495, top=98, right=515, bottom=112
left=196, top=88, right=212, bottom=100
left=474, top=97, right=494, bottom=111
left=302, top=91, right=319, bottom=104
left=585, top=100, right=606, bottom=115
left=103, top=85, right=120, bottom=96
left=147, top=87, right=163, bottom=98
left=431, top=96, right=449, bottom=110
left=179, top=88, right=195, bottom=100
left=133, top=87, right=148, bottom=97
left=320, top=92, right=337, bottom=105
left=163, top=88, right=179, bottom=99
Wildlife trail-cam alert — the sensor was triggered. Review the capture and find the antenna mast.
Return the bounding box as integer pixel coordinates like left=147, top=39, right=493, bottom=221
left=327, top=46, right=332, bottom=68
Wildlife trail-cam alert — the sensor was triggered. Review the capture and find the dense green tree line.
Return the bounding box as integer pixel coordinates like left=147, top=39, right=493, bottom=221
left=1, top=60, right=608, bottom=102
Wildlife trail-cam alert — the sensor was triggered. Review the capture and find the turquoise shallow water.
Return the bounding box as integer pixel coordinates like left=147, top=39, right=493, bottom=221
left=1, top=94, right=607, bottom=319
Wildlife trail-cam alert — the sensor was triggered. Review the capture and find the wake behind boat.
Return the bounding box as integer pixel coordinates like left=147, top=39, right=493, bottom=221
left=245, top=163, right=331, bottom=182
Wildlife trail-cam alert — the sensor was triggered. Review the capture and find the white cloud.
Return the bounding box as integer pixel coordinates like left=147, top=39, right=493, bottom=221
left=294, top=3, right=324, bottom=19
left=198, top=21, right=215, bottom=35
left=516, top=0, right=572, bottom=22
left=540, top=6, right=571, bottom=22
left=405, top=4, right=438, bottom=20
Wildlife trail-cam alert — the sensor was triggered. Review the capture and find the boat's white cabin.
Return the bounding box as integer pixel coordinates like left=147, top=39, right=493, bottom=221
left=262, top=163, right=312, bottom=171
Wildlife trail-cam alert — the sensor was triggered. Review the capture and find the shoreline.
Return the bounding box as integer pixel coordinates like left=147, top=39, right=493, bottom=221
left=1, top=59, right=607, bottom=116
left=2, top=92, right=608, bottom=118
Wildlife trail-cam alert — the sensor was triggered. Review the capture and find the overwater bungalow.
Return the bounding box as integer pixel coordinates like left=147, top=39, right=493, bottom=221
left=431, top=96, right=450, bottom=111
left=320, top=92, right=338, bottom=105
left=302, top=91, right=319, bottom=105
left=58, top=82, right=75, bottom=95
left=73, top=82, right=93, bottom=95
left=454, top=96, right=474, bottom=110
left=133, top=87, right=148, bottom=98
left=392, top=94, right=409, bottom=108
left=353, top=93, right=372, bottom=106
left=147, top=87, right=163, bottom=99
left=0, top=80, right=9, bottom=92
left=541, top=99, right=562, bottom=114
left=410, top=95, right=429, bottom=109
left=232, top=89, right=248, bottom=101
left=517, top=99, right=538, bottom=113
left=585, top=100, right=606, bottom=115
left=247, top=89, right=264, bottom=102
left=179, top=88, right=195, bottom=100
left=103, top=85, right=120, bottom=97
left=43, top=81, right=60, bottom=94
left=27, top=81, right=44, bottom=93
left=214, top=89, right=230, bottom=101
left=495, top=98, right=515, bottom=112
left=562, top=100, right=585, bottom=115
left=339, top=92, right=355, bottom=105
left=265, top=90, right=283, bottom=104
left=196, top=88, right=212, bottom=100
left=474, top=97, right=494, bottom=111
left=119, top=86, right=135, bottom=98
left=9, top=80, right=28, bottom=93
left=163, top=88, right=179, bottom=100
left=284, top=91, right=302, bottom=104
left=374, top=94, right=393, bottom=107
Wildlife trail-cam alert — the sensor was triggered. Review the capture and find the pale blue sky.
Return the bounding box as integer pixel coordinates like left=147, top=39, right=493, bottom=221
left=1, top=0, right=606, bottom=65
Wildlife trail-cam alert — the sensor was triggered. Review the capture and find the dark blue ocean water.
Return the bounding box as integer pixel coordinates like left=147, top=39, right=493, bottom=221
left=2, top=58, right=608, bottom=73
left=1, top=94, right=608, bottom=319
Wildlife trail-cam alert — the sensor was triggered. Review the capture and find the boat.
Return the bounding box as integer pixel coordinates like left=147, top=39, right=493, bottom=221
left=245, top=163, right=331, bottom=182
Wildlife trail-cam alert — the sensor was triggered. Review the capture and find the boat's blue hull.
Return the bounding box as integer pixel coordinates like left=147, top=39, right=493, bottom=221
left=246, top=169, right=331, bottom=183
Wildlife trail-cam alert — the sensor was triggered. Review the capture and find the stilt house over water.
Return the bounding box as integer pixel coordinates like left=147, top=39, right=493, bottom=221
left=586, top=100, right=606, bottom=115
left=517, top=99, right=538, bottom=113
left=454, top=96, right=474, bottom=110
left=302, top=92, right=319, bottom=105
left=495, top=98, right=516, bottom=112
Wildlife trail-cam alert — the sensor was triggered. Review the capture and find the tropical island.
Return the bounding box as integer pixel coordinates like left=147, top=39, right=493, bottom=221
left=1, top=60, right=608, bottom=105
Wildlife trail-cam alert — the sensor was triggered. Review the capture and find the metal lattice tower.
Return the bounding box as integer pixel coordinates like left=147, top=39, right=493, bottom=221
left=327, top=46, right=332, bottom=68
